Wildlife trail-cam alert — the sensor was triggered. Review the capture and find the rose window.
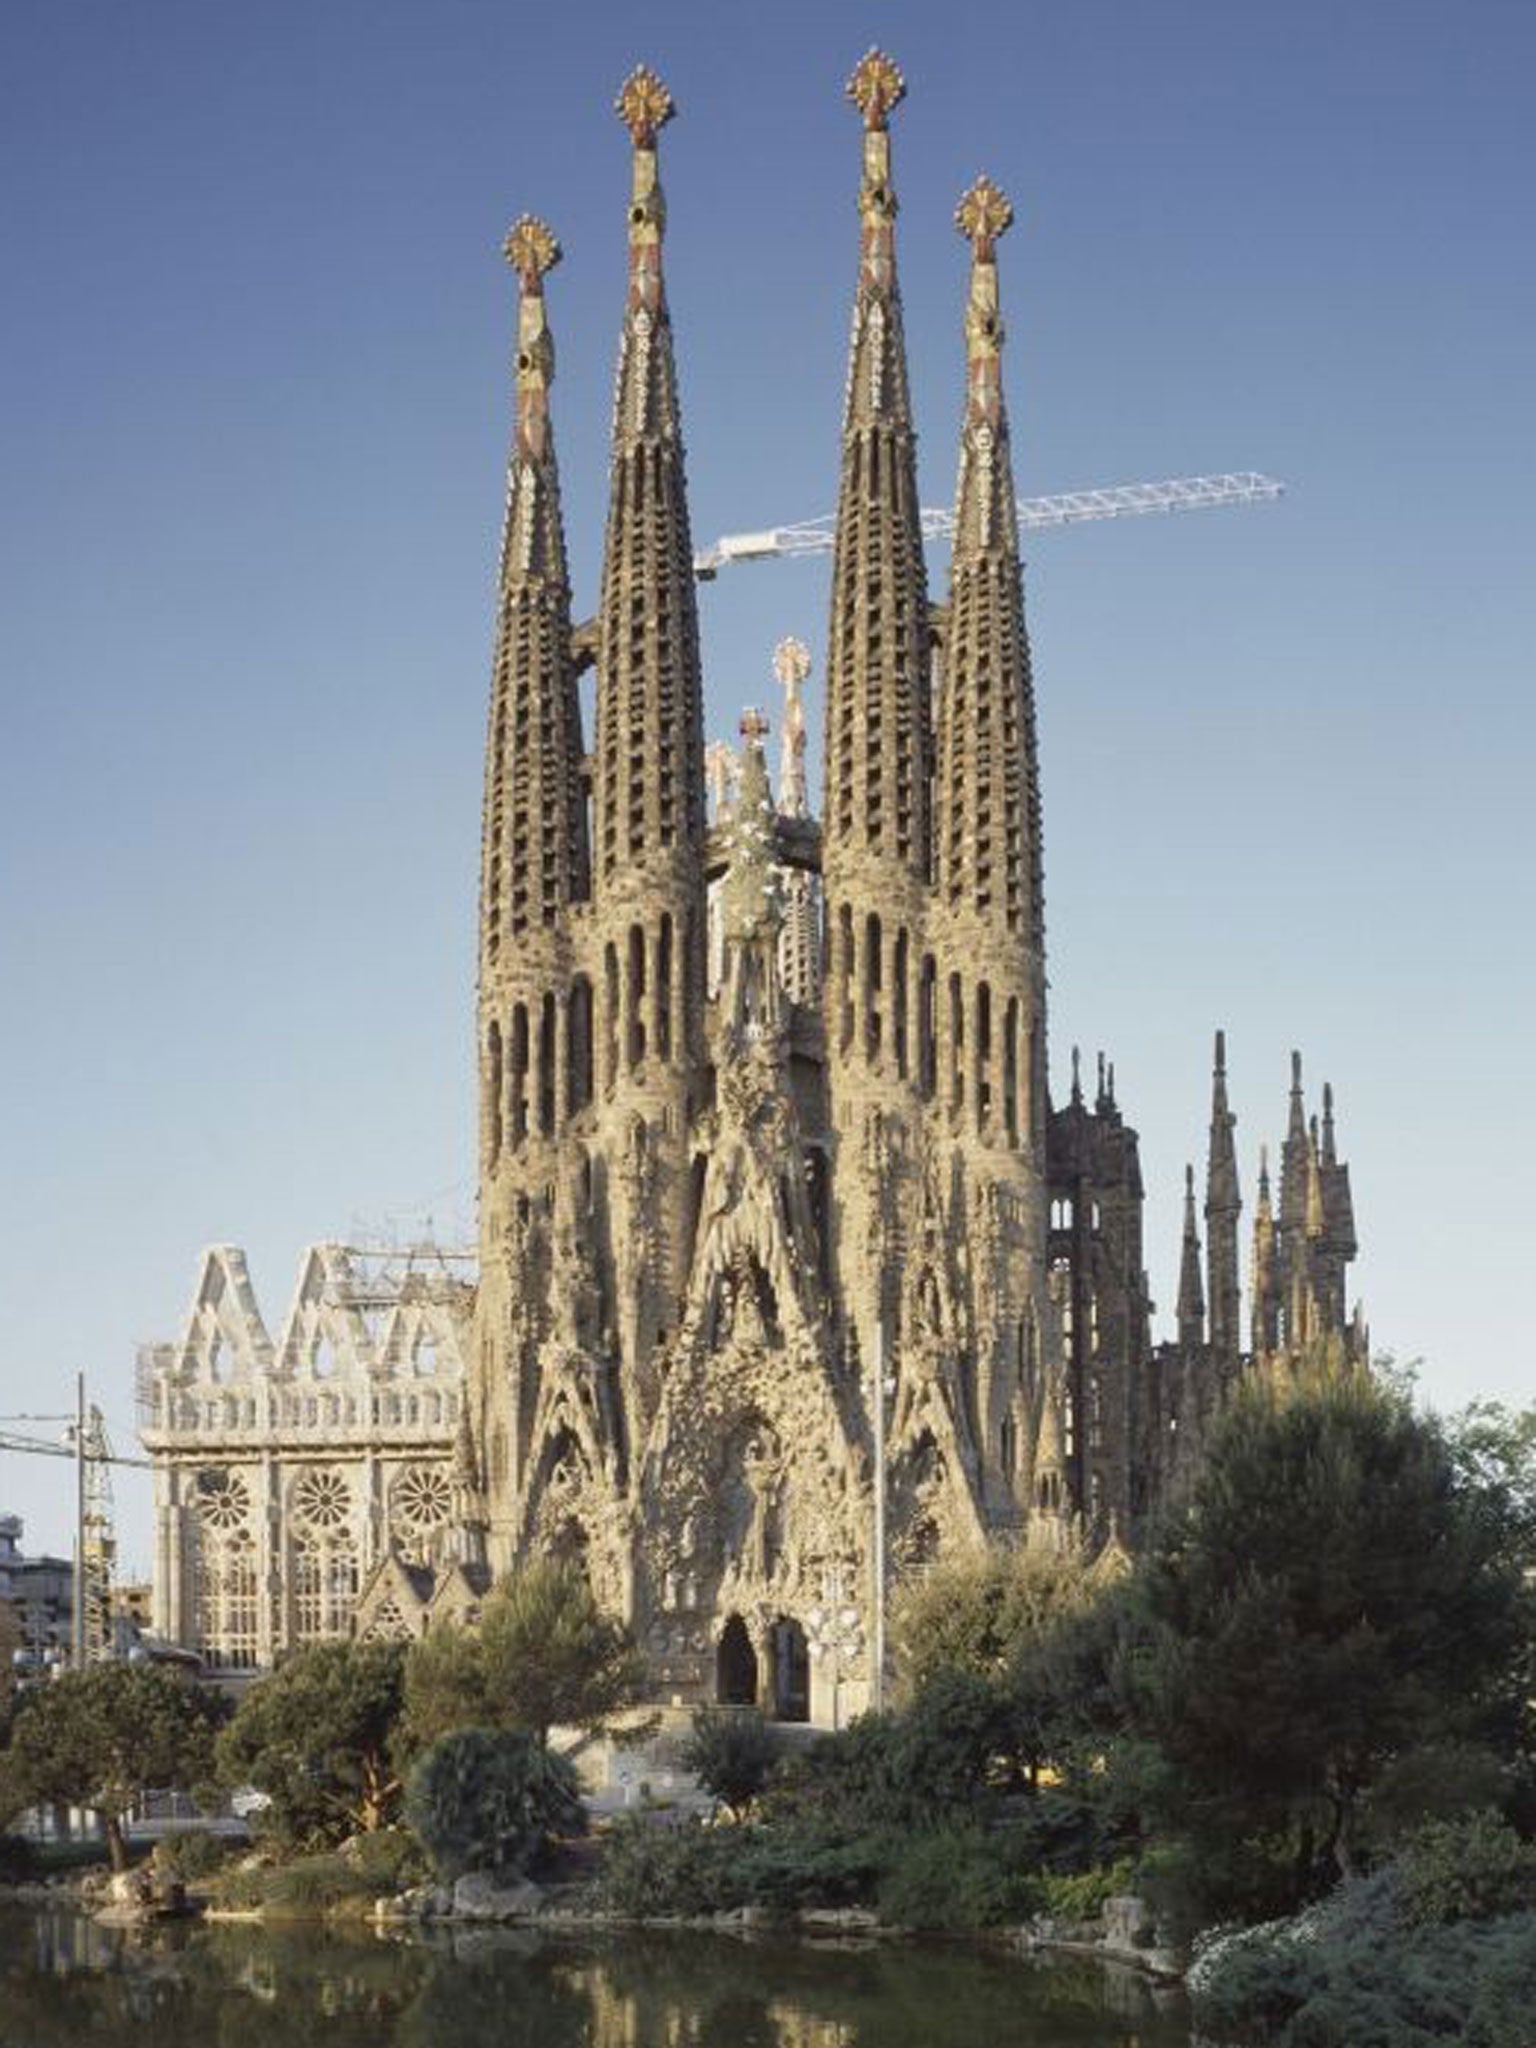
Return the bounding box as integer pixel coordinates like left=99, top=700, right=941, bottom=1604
left=196, top=1468, right=250, bottom=1532
left=393, top=1464, right=452, bottom=1534
left=292, top=1467, right=351, bottom=1533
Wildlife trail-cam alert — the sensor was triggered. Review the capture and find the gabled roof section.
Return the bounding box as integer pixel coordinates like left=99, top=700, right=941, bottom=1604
left=171, top=1245, right=273, bottom=1384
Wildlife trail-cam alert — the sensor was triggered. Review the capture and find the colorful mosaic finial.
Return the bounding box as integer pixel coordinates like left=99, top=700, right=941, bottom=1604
left=955, top=176, right=1013, bottom=261
left=773, top=636, right=811, bottom=691
left=847, top=48, right=905, bottom=131
left=616, top=64, right=675, bottom=147
left=502, top=215, right=561, bottom=289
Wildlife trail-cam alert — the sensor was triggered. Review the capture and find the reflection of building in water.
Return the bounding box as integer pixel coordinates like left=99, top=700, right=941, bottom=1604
left=139, top=1241, right=475, bottom=1674
left=462, top=55, right=1365, bottom=1729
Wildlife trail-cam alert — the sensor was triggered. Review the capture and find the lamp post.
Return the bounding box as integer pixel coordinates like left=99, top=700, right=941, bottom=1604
left=870, top=1313, right=892, bottom=1713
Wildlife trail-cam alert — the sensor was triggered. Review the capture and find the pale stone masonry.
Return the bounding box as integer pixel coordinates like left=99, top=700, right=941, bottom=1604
left=140, top=1243, right=476, bottom=1673
left=460, top=55, right=1364, bottom=1723
left=140, top=54, right=1365, bottom=1703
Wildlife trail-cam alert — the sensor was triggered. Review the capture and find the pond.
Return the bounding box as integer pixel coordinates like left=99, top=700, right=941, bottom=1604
left=0, top=1904, right=1190, bottom=2047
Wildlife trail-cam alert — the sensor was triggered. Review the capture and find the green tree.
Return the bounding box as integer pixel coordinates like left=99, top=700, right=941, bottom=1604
left=397, top=1621, right=495, bottom=1764
left=404, top=1727, right=582, bottom=1882
left=480, top=1557, right=647, bottom=1745
left=891, top=1536, right=1098, bottom=1699
left=217, top=1639, right=406, bottom=1846
left=682, top=1707, right=777, bottom=1817
left=1130, top=1363, right=1533, bottom=1907
left=2, top=1661, right=224, bottom=1870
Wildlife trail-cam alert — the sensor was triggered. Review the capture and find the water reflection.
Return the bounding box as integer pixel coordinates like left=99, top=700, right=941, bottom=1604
left=0, top=1907, right=1188, bottom=2047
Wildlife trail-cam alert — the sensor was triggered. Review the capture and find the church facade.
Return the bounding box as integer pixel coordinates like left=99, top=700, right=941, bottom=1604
left=455, top=53, right=1364, bottom=1727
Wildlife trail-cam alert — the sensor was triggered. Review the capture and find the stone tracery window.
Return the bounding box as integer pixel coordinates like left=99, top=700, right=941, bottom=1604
left=196, top=1466, right=251, bottom=1532
left=391, top=1462, right=453, bottom=1564
left=291, top=1466, right=350, bottom=1534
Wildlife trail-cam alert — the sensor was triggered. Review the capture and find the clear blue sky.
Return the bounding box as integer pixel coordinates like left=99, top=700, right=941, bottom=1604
left=3, top=0, right=1532, bottom=1567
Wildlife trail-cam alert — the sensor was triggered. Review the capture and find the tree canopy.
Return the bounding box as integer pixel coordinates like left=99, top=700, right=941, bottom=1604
left=217, top=1639, right=407, bottom=1845
left=1, top=1661, right=224, bottom=1869
left=891, top=1534, right=1102, bottom=1699
left=402, top=1557, right=646, bottom=1752
left=1130, top=1363, right=1535, bottom=1898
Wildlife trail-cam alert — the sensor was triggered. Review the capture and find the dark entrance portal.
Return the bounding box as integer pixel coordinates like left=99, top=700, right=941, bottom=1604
left=770, top=1617, right=810, bottom=1723
left=716, top=1613, right=757, bottom=1706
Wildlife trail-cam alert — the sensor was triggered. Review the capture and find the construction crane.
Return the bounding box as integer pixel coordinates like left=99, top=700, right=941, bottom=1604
left=692, top=470, right=1284, bottom=577
left=2, top=1376, right=150, bottom=1667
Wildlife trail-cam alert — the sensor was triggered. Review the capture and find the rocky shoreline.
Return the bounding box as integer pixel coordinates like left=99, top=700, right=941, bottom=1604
left=4, top=1864, right=1185, bottom=1988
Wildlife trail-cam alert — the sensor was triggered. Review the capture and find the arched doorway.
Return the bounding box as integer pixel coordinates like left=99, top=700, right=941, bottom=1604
left=770, top=1617, right=810, bottom=1723
left=716, top=1613, right=757, bottom=1706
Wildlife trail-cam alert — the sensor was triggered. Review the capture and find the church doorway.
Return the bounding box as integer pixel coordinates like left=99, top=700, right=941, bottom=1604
left=769, top=1617, right=810, bottom=1723
left=716, top=1613, right=757, bottom=1706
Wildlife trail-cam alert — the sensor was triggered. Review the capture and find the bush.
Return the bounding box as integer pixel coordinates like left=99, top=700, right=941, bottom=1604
left=1025, top=1858, right=1135, bottom=1924
left=1188, top=1872, right=1536, bottom=2048
left=342, top=1825, right=428, bottom=1892
left=1397, top=1810, right=1536, bottom=1927
left=682, top=1708, right=777, bottom=1816
left=260, top=1852, right=379, bottom=1917
left=152, top=1828, right=231, bottom=1882
left=769, top=1671, right=1003, bottom=1836
left=592, top=1817, right=739, bottom=1917
left=876, top=1826, right=1031, bottom=1931
left=405, top=1727, right=583, bottom=1883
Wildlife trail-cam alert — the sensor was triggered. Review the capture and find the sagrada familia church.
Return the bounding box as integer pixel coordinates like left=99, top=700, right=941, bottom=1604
left=143, top=55, right=1363, bottom=1721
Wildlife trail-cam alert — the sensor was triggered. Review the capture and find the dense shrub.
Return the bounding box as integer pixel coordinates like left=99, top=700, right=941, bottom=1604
left=681, top=1708, right=777, bottom=1816
left=593, top=1814, right=895, bottom=1920
left=1188, top=1870, right=1536, bottom=2048
left=405, top=1727, right=582, bottom=1883
left=875, top=1827, right=1032, bottom=1931
left=1397, top=1810, right=1536, bottom=1927
left=593, top=1816, right=745, bottom=1917
left=342, top=1824, right=428, bottom=1892
left=769, top=1672, right=1003, bottom=1835
left=257, top=1852, right=381, bottom=1917
left=1024, top=1858, right=1135, bottom=1924
left=152, top=1828, right=232, bottom=1882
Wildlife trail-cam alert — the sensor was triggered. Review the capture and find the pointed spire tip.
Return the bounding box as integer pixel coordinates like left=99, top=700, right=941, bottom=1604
left=616, top=64, right=675, bottom=147
left=847, top=48, right=905, bottom=130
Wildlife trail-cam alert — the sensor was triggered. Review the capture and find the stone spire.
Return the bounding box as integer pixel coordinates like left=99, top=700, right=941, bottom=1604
left=938, top=176, right=1042, bottom=943
left=481, top=216, right=588, bottom=970
left=1251, top=1145, right=1280, bottom=1356
left=822, top=49, right=931, bottom=883
left=1204, top=1029, right=1242, bottom=1356
left=594, top=65, right=706, bottom=886
left=773, top=636, right=820, bottom=1008
left=720, top=708, right=785, bottom=1036
left=774, top=636, right=811, bottom=819
left=1176, top=1163, right=1206, bottom=1348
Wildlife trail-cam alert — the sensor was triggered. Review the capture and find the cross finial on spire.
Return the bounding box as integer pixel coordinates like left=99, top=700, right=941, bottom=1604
left=955, top=175, right=1013, bottom=261
left=503, top=214, right=560, bottom=290
left=616, top=64, right=674, bottom=147
left=739, top=705, right=770, bottom=745
left=847, top=48, right=905, bottom=131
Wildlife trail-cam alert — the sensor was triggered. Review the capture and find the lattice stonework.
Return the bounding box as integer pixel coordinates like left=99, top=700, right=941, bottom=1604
left=393, top=1463, right=452, bottom=1534
left=196, top=1467, right=250, bottom=1532
left=291, top=1466, right=351, bottom=1532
